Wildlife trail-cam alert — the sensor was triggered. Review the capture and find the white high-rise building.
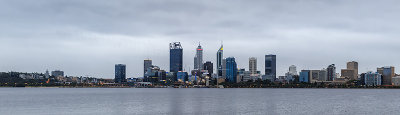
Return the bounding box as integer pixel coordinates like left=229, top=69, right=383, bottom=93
left=249, top=57, right=257, bottom=75
left=45, top=69, right=50, bottom=79
left=289, top=65, right=297, bottom=75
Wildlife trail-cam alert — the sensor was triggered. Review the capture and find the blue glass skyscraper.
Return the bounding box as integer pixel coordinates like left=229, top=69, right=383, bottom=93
left=115, top=64, right=126, bottom=83
left=226, top=57, right=237, bottom=83
left=170, top=42, right=183, bottom=73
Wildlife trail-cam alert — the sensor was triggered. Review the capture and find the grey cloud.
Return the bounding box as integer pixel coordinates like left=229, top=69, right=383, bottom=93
left=1, top=0, right=400, bottom=78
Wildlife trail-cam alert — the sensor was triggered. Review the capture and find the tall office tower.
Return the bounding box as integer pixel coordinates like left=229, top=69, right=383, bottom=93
left=170, top=42, right=183, bottom=73
left=265, top=55, right=276, bottom=79
left=222, top=59, right=227, bottom=78
left=51, top=70, right=64, bottom=77
left=377, top=66, right=395, bottom=85
left=203, top=61, right=213, bottom=77
left=194, top=43, right=203, bottom=70
left=216, top=44, right=223, bottom=77
left=249, top=57, right=257, bottom=75
left=144, top=59, right=152, bottom=77
left=115, top=64, right=126, bottom=83
left=327, top=64, right=336, bottom=81
left=289, top=65, right=297, bottom=75
left=347, top=61, right=358, bottom=80
left=226, top=57, right=238, bottom=83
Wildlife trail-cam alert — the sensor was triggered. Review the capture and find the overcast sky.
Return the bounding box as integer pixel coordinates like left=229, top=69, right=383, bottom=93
left=1, top=0, right=400, bottom=78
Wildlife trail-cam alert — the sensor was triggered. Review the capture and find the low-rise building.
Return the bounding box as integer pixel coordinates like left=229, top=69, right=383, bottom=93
left=392, top=76, right=400, bottom=86
left=364, top=71, right=382, bottom=86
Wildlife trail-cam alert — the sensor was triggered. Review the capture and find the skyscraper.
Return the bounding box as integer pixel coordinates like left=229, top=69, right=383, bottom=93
left=226, top=57, right=237, bottom=83
left=222, top=59, right=226, bottom=78
left=249, top=57, right=257, bottom=75
left=194, top=43, right=203, bottom=70
left=346, top=61, right=358, bottom=80
left=144, top=59, right=152, bottom=77
left=216, top=44, right=223, bottom=77
left=170, top=42, right=183, bottom=73
left=265, top=55, right=276, bottom=79
left=203, top=61, right=213, bottom=77
left=115, top=64, right=126, bottom=83
left=378, top=66, right=395, bottom=85
left=327, top=64, right=336, bottom=81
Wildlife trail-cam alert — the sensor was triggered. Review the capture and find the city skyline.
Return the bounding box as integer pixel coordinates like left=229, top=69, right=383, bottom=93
left=2, top=0, right=400, bottom=78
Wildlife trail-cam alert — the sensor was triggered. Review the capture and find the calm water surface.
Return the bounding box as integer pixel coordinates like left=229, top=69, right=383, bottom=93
left=0, top=88, right=399, bottom=115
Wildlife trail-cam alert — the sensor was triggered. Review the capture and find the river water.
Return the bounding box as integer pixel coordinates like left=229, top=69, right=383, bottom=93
left=0, top=88, right=399, bottom=115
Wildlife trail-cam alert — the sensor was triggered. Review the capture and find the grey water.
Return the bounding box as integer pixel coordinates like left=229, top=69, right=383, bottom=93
left=0, top=88, right=399, bottom=115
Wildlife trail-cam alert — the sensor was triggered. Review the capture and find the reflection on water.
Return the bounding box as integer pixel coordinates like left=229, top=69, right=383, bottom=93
left=0, top=88, right=399, bottom=115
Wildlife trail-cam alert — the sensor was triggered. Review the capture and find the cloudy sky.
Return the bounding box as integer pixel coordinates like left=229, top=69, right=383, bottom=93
left=1, top=0, right=400, bottom=78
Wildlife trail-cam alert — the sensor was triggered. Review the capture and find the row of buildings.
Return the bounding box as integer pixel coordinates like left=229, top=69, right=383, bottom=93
left=113, top=42, right=400, bottom=87
left=12, top=69, right=110, bottom=84
left=114, top=42, right=277, bottom=85
left=297, top=61, right=400, bottom=86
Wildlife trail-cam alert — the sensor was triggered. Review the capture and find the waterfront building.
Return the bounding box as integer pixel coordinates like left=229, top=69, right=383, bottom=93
left=364, top=71, right=382, bottom=86
left=299, top=70, right=310, bottom=83
left=216, top=44, right=223, bottom=77
left=327, top=64, right=336, bottom=81
left=347, top=61, right=359, bottom=80
left=242, top=71, right=252, bottom=82
left=265, top=54, right=276, bottom=79
left=318, top=69, right=327, bottom=81
left=378, top=66, right=395, bottom=85
left=285, top=72, right=294, bottom=83
left=144, top=59, right=152, bottom=77
left=237, top=68, right=246, bottom=83
left=226, top=57, right=237, bottom=83
left=341, top=69, right=355, bottom=80
left=51, top=70, right=64, bottom=77
left=391, top=76, right=400, bottom=86
left=115, top=64, right=126, bottom=83
left=191, top=69, right=202, bottom=78
left=145, top=65, right=167, bottom=82
left=309, top=70, right=320, bottom=83
left=170, top=42, right=183, bottom=73
left=45, top=69, right=50, bottom=79
left=262, top=75, right=275, bottom=82
left=203, top=61, right=213, bottom=77
left=194, top=43, right=203, bottom=70
left=177, top=71, right=189, bottom=82
left=284, top=65, right=298, bottom=83
left=289, top=65, right=298, bottom=75
left=359, top=73, right=366, bottom=85
left=249, top=57, right=257, bottom=75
